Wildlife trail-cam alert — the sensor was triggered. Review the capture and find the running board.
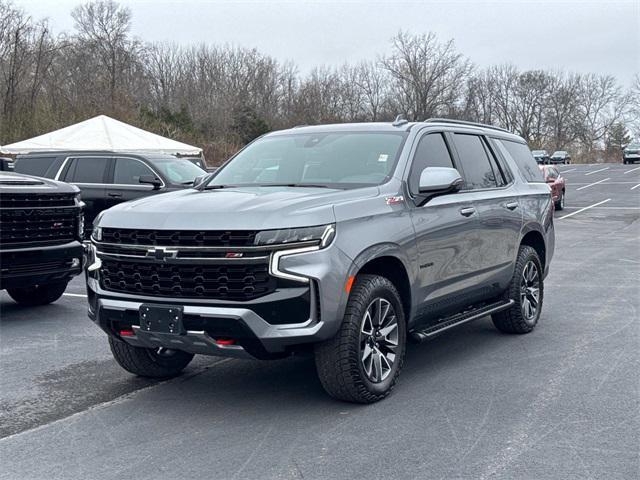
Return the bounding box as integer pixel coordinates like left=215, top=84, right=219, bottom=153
left=410, top=299, right=515, bottom=343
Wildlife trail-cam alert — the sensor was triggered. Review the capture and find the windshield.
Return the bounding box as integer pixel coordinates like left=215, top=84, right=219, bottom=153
left=626, top=143, right=640, bottom=149
left=552, top=151, right=566, bottom=157
left=152, top=159, right=206, bottom=184
left=531, top=150, right=545, bottom=155
left=209, top=131, right=407, bottom=189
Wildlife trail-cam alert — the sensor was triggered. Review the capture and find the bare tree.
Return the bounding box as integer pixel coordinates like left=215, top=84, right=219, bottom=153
left=382, top=31, right=472, bottom=120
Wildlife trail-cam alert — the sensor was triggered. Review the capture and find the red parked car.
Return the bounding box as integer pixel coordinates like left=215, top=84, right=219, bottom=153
left=539, top=165, right=565, bottom=210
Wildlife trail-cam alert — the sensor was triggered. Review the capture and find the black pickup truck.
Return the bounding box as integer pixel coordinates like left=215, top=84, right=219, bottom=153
left=0, top=172, right=84, bottom=305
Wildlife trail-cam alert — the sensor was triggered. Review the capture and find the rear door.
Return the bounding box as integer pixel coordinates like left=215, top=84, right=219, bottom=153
left=60, top=156, right=111, bottom=234
left=449, top=133, right=521, bottom=295
left=104, top=157, right=164, bottom=210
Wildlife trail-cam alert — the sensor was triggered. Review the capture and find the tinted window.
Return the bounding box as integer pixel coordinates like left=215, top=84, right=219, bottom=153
left=496, top=140, right=544, bottom=183
left=65, top=157, right=109, bottom=183
left=14, top=156, right=59, bottom=178
left=409, top=133, right=454, bottom=194
left=452, top=134, right=497, bottom=190
left=114, top=158, right=155, bottom=185
left=211, top=132, right=407, bottom=189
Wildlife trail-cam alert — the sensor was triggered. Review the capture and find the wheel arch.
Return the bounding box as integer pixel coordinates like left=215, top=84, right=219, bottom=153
left=350, top=248, right=413, bottom=322
left=520, top=229, right=546, bottom=270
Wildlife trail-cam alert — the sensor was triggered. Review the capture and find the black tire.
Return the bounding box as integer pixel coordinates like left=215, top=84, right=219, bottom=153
left=555, top=190, right=565, bottom=211
left=109, top=337, right=194, bottom=378
left=492, top=245, right=543, bottom=334
left=315, top=274, right=406, bottom=403
left=7, top=281, right=68, bottom=306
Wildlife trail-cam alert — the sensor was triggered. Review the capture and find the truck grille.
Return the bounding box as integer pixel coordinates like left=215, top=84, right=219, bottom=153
left=99, top=259, right=275, bottom=301
left=0, top=193, right=76, bottom=208
left=102, top=228, right=258, bottom=247
left=0, top=208, right=78, bottom=248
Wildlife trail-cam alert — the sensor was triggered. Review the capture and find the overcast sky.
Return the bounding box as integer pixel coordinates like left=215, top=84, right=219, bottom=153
left=16, top=0, right=640, bottom=84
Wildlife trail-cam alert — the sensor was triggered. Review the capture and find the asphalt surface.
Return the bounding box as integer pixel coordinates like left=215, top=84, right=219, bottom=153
left=1, top=163, right=639, bottom=479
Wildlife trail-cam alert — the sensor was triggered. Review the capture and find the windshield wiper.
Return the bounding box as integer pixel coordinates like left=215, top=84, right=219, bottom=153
left=256, top=183, right=335, bottom=189
left=203, top=184, right=238, bottom=190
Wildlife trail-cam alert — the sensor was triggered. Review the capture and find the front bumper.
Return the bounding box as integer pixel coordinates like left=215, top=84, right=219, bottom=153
left=0, top=241, right=83, bottom=290
left=87, top=243, right=354, bottom=359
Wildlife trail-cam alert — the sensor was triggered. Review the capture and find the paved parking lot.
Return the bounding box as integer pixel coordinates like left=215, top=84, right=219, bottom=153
left=1, top=164, right=639, bottom=479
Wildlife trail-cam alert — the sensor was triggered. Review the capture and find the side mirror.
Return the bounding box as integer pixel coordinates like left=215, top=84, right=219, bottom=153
left=418, top=167, right=464, bottom=195
left=138, top=174, right=162, bottom=189
left=193, top=174, right=206, bottom=187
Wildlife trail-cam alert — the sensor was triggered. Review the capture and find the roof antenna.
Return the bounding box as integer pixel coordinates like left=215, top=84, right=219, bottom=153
left=392, top=114, right=408, bottom=127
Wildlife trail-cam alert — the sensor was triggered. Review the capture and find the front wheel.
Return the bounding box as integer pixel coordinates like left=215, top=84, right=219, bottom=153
left=492, top=245, right=544, bottom=334
left=315, top=274, right=406, bottom=403
left=7, top=281, right=68, bottom=306
left=109, top=337, right=194, bottom=378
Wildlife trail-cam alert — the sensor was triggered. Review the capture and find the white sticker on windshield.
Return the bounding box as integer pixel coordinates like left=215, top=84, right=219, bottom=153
left=378, top=154, right=388, bottom=162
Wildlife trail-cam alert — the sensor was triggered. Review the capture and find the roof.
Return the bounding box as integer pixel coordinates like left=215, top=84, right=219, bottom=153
left=1, top=115, right=202, bottom=155
left=267, top=120, right=524, bottom=142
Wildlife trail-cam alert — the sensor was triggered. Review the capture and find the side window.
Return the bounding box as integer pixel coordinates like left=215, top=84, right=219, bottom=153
left=452, top=134, right=497, bottom=190
left=114, top=158, right=155, bottom=185
left=14, top=156, right=59, bottom=178
left=495, top=140, right=544, bottom=183
left=408, top=133, right=454, bottom=195
left=64, top=157, right=110, bottom=183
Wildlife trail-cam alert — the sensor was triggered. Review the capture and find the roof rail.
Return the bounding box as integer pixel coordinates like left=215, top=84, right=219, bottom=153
left=424, top=118, right=510, bottom=133
left=292, top=124, right=308, bottom=129
left=392, top=114, right=408, bottom=127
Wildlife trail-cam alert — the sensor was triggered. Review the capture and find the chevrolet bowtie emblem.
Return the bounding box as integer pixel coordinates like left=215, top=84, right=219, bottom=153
left=146, top=247, right=178, bottom=261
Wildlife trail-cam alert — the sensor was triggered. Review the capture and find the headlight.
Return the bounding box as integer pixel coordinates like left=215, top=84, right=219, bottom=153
left=92, top=225, right=103, bottom=242
left=254, top=224, right=335, bottom=248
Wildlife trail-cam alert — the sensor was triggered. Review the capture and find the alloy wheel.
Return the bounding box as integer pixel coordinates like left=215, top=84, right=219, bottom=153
left=520, top=261, right=540, bottom=322
left=360, top=298, right=399, bottom=383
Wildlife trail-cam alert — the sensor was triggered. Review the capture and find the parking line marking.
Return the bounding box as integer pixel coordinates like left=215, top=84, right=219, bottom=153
left=576, top=178, right=610, bottom=190
left=63, top=293, right=87, bottom=298
left=560, top=168, right=576, bottom=173
left=559, top=198, right=611, bottom=219
left=631, top=183, right=640, bottom=190
left=623, top=166, right=640, bottom=174
left=584, top=167, right=609, bottom=176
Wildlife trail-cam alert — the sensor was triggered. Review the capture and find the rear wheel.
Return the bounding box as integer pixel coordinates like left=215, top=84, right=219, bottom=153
left=555, top=190, right=565, bottom=211
left=492, top=245, right=543, bottom=334
left=109, top=337, right=194, bottom=378
left=315, top=274, right=406, bottom=403
left=7, top=281, right=68, bottom=306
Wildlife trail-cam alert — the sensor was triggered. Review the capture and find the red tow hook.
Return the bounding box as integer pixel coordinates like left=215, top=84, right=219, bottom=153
left=215, top=338, right=236, bottom=346
left=119, top=327, right=135, bottom=337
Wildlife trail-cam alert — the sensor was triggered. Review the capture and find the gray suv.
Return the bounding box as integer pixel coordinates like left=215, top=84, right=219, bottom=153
left=86, top=118, right=554, bottom=403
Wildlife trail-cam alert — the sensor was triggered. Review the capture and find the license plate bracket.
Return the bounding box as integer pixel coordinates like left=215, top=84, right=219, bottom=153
left=139, top=304, right=185, bottom=335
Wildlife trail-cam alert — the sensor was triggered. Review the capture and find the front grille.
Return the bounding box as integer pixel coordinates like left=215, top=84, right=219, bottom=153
left=0, top=193, right=76, bottom=208
left=0, top=208, right=78, bottom=248
left=1, top=258, right=76, bottom=276
left=100, top=259, right=275, bottom=301
left=102, top=228, right=258, bottom=247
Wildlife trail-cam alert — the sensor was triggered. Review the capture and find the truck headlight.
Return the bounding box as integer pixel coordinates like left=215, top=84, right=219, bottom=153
left=92, top=225, right=102, bottom=242
left=255, top=224, right=335, bottom=248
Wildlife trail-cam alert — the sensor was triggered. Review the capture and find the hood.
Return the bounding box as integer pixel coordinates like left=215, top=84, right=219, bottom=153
left=0, top=171, right=79, bottom=194
left=98, top=185, right=379, bottom=230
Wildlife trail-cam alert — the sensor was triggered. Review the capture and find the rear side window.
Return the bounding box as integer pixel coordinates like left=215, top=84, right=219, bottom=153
left=495, top=140, right=544, bottom=183
left=14, top=156, right=60, bottom=178
left=114, top=158, right=155, bottom=185
left=452, top=134, right=498, bottom=190
left=64, top=157, right=110, bottom=183
left=408, top=133, right=454, bottom=194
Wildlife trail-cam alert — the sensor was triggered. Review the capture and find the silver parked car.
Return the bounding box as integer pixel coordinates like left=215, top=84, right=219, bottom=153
left=86, top=118, right=555, bottom=403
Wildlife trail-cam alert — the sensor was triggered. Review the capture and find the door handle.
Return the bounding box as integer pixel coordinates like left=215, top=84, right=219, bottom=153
left=108, top=192, right=122, bottom=198
left=505, top=201, right=518, bottom=211
left=459, top=207, right=476, bottom=217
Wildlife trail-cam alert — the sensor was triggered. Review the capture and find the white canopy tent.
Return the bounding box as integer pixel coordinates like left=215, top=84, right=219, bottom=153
left=1, top=115, right=202, bottom=155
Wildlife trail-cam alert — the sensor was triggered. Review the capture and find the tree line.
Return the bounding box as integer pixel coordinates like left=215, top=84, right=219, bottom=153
left=1, top=0, right=638, bottom=165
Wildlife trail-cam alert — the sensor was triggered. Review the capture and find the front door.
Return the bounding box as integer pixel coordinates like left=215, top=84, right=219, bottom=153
left=104, top=157, right=164, bottom=210
left=407, top=131, right=486, bottom=323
